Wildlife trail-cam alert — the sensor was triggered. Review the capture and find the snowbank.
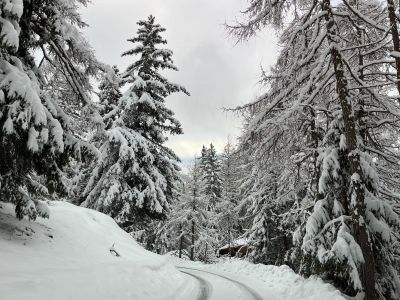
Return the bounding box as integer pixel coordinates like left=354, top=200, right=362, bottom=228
left=204, top=260, right=346, bottom=300
left=0, top=201, right=188, bottom=300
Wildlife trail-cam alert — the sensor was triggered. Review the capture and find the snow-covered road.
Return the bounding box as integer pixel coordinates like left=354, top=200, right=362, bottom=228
left=178, top=267, right=265, bottom=300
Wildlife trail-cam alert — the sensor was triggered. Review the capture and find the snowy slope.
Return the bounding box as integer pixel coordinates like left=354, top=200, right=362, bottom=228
left=0, top=201, right=189, bottom=300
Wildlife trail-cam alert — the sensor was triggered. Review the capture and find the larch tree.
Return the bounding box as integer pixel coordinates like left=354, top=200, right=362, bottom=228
left=230, top=0, right=400, bottom=298
left=217, top=139, right=240, bottom=254
left=164, top=157, right=209, bottom=260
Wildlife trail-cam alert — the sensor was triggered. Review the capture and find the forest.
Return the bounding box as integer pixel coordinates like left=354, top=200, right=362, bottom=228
left=1, top=0, right=400, bottom=300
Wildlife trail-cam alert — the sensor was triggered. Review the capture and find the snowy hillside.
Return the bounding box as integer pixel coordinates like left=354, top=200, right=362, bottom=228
left=0, top=201, right=189, bottom=300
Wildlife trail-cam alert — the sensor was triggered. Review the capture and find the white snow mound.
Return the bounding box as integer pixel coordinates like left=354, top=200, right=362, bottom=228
left=0, top=201, right=186, bottom=300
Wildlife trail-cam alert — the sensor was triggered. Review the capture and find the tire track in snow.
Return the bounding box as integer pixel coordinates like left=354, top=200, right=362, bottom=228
left=179, top=269, right=210, bottom=300
left=178, top=267, right=263, bottom=300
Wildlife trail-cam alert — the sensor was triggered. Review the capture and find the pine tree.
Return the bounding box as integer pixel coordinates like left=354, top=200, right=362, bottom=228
left=0, top=0, right=102, bottom=220
left=82, top=15, right=189, bottom=230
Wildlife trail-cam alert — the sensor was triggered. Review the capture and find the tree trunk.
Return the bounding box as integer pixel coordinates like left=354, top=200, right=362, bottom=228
left=322, top=0, right=375, bottom=298
left=190, top=158, right=198, bottom=261
left=190, top=220, right=195, bottom=261
left=178, top=224, right=183, bottom=259
left=228, top=215, right=232, bottom=257
left=387, top=0, right=400, bottom=97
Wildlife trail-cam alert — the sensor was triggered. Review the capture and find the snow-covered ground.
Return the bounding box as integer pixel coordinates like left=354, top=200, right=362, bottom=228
left=205, top=260, right=346, bottom=300
left=170, top=256, right=346, bottom=300
left=1, top=200, right=345, bottom=300
left=0, top=201, right=193, bottom=300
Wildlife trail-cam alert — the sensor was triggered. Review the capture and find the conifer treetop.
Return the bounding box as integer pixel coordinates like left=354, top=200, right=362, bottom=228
left=122, top=15, right=189, bottom=97
left=120, top=15, right=189, bottom=144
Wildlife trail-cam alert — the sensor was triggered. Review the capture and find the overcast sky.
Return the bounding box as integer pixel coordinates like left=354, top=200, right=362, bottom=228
left=81, top=0, right=278, bottom=159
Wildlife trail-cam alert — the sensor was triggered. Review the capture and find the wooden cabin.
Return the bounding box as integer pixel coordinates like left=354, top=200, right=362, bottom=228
left=218, top=239, right=250, bottom=257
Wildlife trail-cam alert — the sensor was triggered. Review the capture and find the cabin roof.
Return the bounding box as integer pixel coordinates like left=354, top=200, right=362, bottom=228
left=218, top=238, right=249, bottom=251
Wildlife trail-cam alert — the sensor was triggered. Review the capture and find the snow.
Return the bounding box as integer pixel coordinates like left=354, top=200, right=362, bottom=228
left=318, top=147, right=341, bottom=193
left=339, top=134, right=346, bottom=150
left=390, top=51, right=400, bottom=58
left=0, top=17, right=20, bottom=48
left=27, top=127, right=39, bottom=152
left=169, top=257, right=346, bottom=300
left=0, top=0, right=22, bottom=49
left=203, top=260, right=346, bottom=300
left=0, top=60, right=47, bottom=127
left=0, top=201, right=188, bottom=300
left=219, top=238, right=248, bottom=251
left=330, top=224, right=364, bottom=290
left=3, top=116, right=14, bottom=134
left=0, top=200, right=349, bottom=300
left=4, top=0, right=24, bottom=18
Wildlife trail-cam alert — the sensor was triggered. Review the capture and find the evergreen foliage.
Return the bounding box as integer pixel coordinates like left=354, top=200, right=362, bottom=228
left=200, top=143, right=223, bottom=211
left=0, top=0, right=102, bottom=220
left=163, top=158, right=210, bottom=261
left=82, top=15, right=189, bottom=230
left=98, top=66, right=123, bottom=130
left=4, top=2, right=400, bottom=298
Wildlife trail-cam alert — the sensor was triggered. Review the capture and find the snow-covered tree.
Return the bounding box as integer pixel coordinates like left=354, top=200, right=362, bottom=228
left=70, top=66, right=123, bottom=204
left=166, top=158, right=209, bottom=260
left=216, top=139, right=241, bottom=252
left=158, top=155, right=220, bottom=262
left=98, top=66, right=123, bottom=130
left=230, top=0, right=400, bottom=298
left=246, top=169, right=292, bottom=265
left=200, top=143, right=223, bottom=211
left=82, top=15, right=189, bottom=230
left=0, top=0, right=102, bottom=220
left=221, top=139, right=239, bottom=205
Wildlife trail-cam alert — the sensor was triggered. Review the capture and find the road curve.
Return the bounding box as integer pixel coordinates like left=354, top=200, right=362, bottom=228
left=178, top=266, right=264, bottom=300
left=179, top=269, right=211, bottom=300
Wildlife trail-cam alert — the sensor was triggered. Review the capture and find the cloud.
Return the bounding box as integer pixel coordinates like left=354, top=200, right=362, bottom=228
left=81, top=0, right=277, bottom=159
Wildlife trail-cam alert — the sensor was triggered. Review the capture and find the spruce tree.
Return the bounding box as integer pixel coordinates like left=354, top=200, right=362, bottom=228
left=82, top=15, right=189, bottom=230
left=98, top=66, right=123, bottom=130
left=71, top=66, right=123, bottom=205
left=200, top=143, right=223, bottom=211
